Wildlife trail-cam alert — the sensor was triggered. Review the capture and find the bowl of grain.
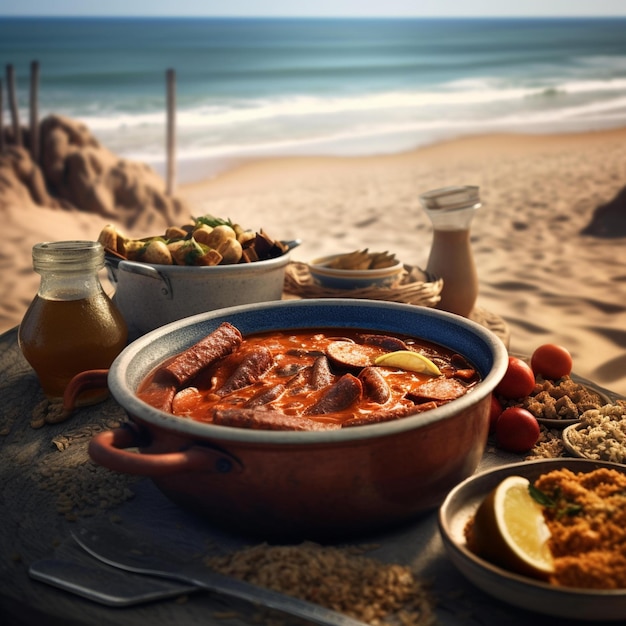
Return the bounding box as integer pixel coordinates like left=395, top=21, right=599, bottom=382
left=562, top=404, right=626, bottom=463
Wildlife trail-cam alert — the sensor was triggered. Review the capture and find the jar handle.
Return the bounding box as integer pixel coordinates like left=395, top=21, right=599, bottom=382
left=88, top=424, right=243, bottom=477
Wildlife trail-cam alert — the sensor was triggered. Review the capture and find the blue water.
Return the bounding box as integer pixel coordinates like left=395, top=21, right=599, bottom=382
left=2, top=17, right=626, bottom=181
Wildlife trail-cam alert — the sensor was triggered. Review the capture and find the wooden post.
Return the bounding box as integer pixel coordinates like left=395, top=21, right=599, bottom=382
left=166, top=68, right=176, bottom=196
left=6, top=64, right=22, bottom=146
left=30, top=60, right=40, bottom=162
left=0, top=79, right=4, bottom=154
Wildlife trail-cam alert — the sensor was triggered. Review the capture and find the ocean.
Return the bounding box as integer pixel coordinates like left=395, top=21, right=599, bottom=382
left=2, top=16, right=626, bottom=182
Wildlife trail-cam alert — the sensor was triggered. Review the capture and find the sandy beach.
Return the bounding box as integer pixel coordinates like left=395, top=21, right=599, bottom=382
left=2, top=126, right=626, bottom=396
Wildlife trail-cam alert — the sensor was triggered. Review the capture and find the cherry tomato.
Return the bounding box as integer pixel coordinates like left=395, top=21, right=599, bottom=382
left=488, top=394, right=503, bottom=434
left=495, top=407, right=540, bottom=452
left=531, top=343, right=573, bottom=380
left=495, top=356, right=536, bottom=399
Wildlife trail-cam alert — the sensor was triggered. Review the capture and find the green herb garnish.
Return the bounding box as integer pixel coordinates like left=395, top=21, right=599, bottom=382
left=529, top=484, right=583, bottom=519
left=194, top=215, right=234, bottom=228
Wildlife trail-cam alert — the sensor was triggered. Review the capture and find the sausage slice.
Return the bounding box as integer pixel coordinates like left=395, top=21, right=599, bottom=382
left=163, top=322, right=243, bottom=385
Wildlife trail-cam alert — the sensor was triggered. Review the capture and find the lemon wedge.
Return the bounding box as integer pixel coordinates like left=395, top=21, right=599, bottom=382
left=373, top=350, right=441, bottom=376
left=472, top=475, right=555, bottom=579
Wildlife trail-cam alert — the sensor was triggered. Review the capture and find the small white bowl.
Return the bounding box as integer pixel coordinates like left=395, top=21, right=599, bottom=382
left=309, top=254, right=404, bottom=290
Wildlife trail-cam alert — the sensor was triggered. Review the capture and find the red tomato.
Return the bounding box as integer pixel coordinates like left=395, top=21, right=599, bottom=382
left=494, top=356, right=536, bottom=399
left=488, top=394, right=503, bottom=433
left=531, top=344, right=573, bottom=380
left=495, top=407, right=540, bottom=452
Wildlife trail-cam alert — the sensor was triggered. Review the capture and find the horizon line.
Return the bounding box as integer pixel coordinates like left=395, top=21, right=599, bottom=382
left=3, top=14, right=626, bottom=19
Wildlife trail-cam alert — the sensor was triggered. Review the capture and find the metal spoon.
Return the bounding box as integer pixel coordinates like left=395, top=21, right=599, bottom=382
left=29, top=557, right=196, bottom=607
left=71, top=524, right=368, bottom=626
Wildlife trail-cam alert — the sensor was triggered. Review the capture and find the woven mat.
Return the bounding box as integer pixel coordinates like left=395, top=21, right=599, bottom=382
left=469, top=307, right=510, bottom=347
left=284, top=262, right=510, bottom=347
left=284, top=262, right=443, bottom=307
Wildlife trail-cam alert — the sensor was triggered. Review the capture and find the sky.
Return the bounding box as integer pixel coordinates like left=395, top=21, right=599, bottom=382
left=1, top=0, right=626, bottom=17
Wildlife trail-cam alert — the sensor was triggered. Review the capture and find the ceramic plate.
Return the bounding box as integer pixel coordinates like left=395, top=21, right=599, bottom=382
left=535, top=376, right=611, bottom=428
left=438, top=458, right=626, bottom=621
left=535, top=416, right=582, bottom=428
left=562, top=423, right=589, bottom=459
left=508, top=360, right=612, bottom=429
left=562, top=423, right=626, bottom=466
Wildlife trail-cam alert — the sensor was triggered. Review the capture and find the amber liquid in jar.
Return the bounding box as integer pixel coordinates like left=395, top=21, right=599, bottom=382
left=18, top=241, right=128, bottom=405
left=19, top=295, right=127, bottom=401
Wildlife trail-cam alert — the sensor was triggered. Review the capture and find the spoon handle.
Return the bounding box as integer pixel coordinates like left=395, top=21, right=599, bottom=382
left=72, top=529, right=367, bottom=626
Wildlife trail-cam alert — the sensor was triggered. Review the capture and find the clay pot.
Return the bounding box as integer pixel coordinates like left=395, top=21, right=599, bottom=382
left=85, top=299, right=508, bottom=540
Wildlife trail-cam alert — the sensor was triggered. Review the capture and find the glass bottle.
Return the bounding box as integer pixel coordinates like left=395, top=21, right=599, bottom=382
left=18, top=241, right=128, bottom=405
left=419, top=186, right=480, bottom=318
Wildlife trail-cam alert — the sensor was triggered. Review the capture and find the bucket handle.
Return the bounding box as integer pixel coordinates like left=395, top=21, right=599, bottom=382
left=88, top=424, right=243, bottom=477
left=105, top=258, right=173, bottom=300
left=121, top=260, right=173, bottom=299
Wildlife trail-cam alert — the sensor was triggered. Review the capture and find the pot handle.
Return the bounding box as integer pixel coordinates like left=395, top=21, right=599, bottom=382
left=119, top=260, right=173, bottom=300
left=88, top=425, right=243, bottom=477
left=63, top=369, right=110, bottom=415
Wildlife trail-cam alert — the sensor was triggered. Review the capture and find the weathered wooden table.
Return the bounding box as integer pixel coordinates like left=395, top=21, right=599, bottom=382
left=1, top=323, right=621, bottom=626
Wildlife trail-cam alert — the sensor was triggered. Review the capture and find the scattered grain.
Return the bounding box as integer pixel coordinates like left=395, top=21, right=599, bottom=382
left=36, top=417, right=139, bottom=519
left=206, top=542, right=436, bottom=626
left=31, top=398, right=67, bottom=428
left=525, top=426, right=564, bottom=459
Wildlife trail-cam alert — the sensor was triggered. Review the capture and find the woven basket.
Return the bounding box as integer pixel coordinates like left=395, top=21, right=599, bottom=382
left=283, top=262, right=443, bottom=308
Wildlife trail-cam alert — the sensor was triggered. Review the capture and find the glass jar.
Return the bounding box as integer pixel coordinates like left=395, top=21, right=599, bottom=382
left=18, top=241, right=128, bottom=404
left=419, top=186, right=480, bottom=318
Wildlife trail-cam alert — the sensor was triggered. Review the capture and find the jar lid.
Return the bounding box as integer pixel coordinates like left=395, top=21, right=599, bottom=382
left=32, top=241, right=105, bottom=272
left=419, top=186, right=481, bottom=211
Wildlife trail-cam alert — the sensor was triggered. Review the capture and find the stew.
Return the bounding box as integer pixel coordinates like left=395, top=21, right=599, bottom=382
left=137, top=322, right=481, bottom=430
